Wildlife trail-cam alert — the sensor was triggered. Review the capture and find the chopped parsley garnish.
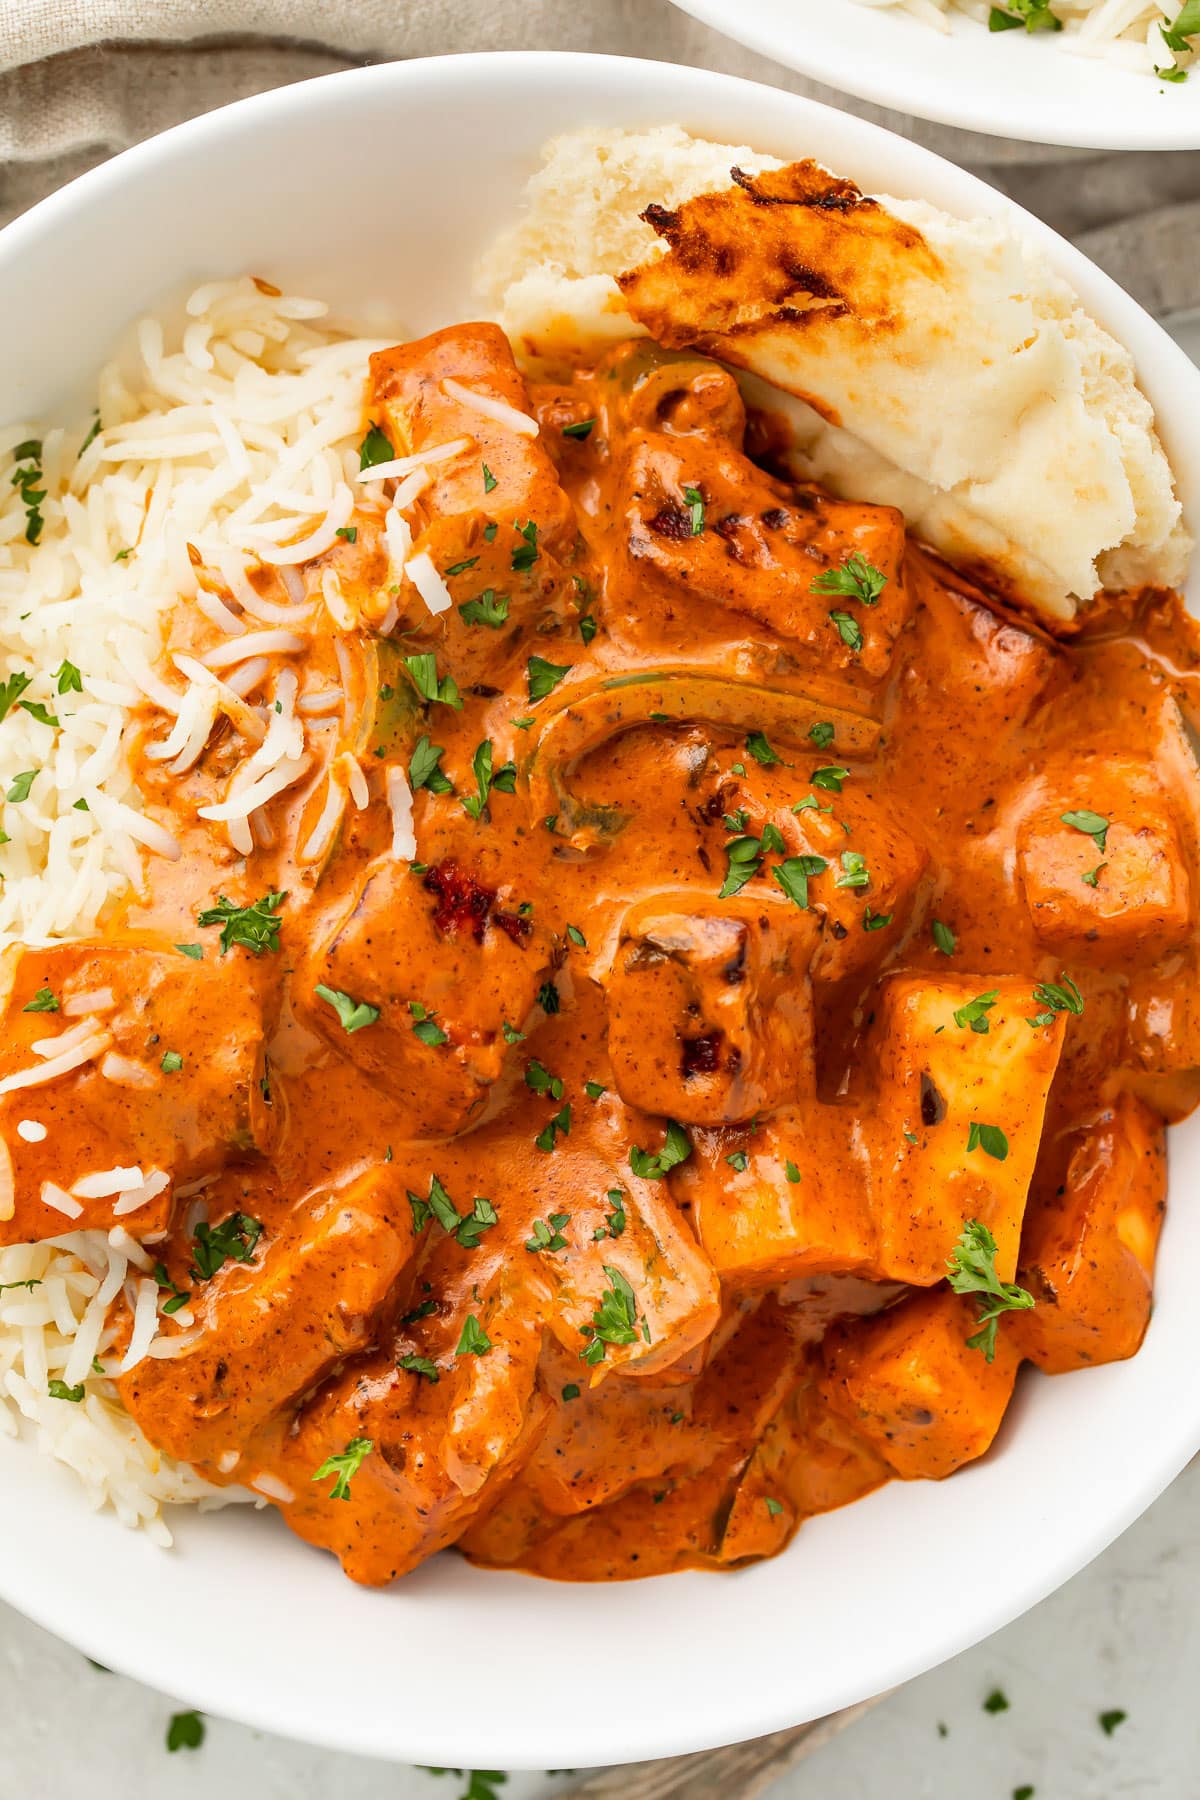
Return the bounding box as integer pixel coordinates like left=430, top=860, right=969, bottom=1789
left=79, top=413, right=102, bottom=455
left=772, top=854, right=828, bottom=911
left=191, top=1212, right=263, bottom=1281
left=932, top=919, right=957, bottom=956
left=461, top=738, right=516, bottom=820
left=562, top=1383, right=581, bottom=1402
left=1081, top=863, right=1106, bottom=888
left=966, top=1121, right=1009, bottom=1163
left=835, top=849, right=870, bottom=890
left=526, top=655, right=570, bottom=703
left=953, top=990, right=999, bottom=1035
left=312, top=1436, right=373, bottom=1500
left=947, top=1220, right=1034, bottom=1361
left=11, top=442, right=45, bottom=545
left=315, top=985, right=380, bottom=1033
left=22, top=987, right=58, bottom=1013
left=784, top=1159, right=802, bottom=1183
left=404, top=652, right=462, bottom=711
left=335, top=525, right=358, bottom=544
left=482, top=462, right=498, bottom=494
left=726, top=1150, right=749, bottom=1171
left=563, top=418, right=595, bottom=440
left=683, top=485, right=705, bottom=534
left=511, top=520, right=540, bottom=573
left=566, top=924, right=587, bottom=949
left=1098, top=1709, right=1127, bottom=1735
left=1061, top=808, right=1109, bottom=854
left=456, top=1314, right=492, bottom=1357
left=594, top=1189, right=627, bottom=1240
left=811, top=764, right=850, bottom=793
left=720, top=833, right=764, bottom=899
left=829, top=610, right=863, bottom=653
left=863, top=907, right=892, bottom=931
left=525, top=1059, right=564, bottom=1101
left=745, top=730, right=783, bottom=766
left=1027, top=972, right=1084, bottom=1029
left=443, top=556, right=479, bottom=578
left=175, top=943, right=203, bottom=960
left=409, top=735, right=453, bottom=794
left=983, top=1688, right=1010, bottom=1714
left=584, top=1080, right=606, bottom=1100
left=809, top=721, right=835, bottom=749
left=408, top=1001, right=448, bottom=1046
left=18, top=700, right=58, bottom=728
left=398, top=1353, right=440, bottom=1383
left=160, top=1050, right=183, bottom=1073
left=579, top=612, right=598, bottom=645
left=536, top=980, right=560, bottom=1015
left=458, top=589, right=510, bottom=628
left=358, top=424, right=393, bottom=470
left=0, top=671, right=32, bottom=721
left=1160, top=0, right=1200, bottom=49
left=48, top=1378, right=85, bottom=1402
left=196, top=890, right=285, bottom=955
left=408, top=1175, right=497, bottom=1248
left=153, top=1262, right=189, bottom=1314
left=483, top=522, right=498, bottom=543
left=765, top=1497, right=784, bottom=1518
left=53, top=660, right=82, bottom=695
left=629, top=1119, right=691, bottom=1180
left=6, top=770, right=35, bottom=803
left=811, top=553, right=887, bottom=606
left=501, top=1021, right=525, bottom=1044
left=580, top=1265, right=642, bottom=1364
left=989, top=0, right=1061, bottom=27
left=526, top=1211, right=570, bottom=1253
left=534, top=1103, right=571, bottom=1153
left=166, top=1710, right=206, bottom=1753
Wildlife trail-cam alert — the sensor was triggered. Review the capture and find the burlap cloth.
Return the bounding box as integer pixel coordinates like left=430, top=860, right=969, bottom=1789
left=2, top=2, right=1193, bottom=1792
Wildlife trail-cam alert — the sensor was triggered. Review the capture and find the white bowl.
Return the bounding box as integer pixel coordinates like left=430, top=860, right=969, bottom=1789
left=1, top=50, right=1199, bottom=1772
left=672, top=0, right=1200, bottom=150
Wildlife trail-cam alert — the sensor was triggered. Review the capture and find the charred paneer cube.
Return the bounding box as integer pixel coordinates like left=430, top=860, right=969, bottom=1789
left=860, top=974, right=1066, bottom=1285
left=0, top=942, right=271, bottom=1243
left=821, top=1287, right=1021, bottom=1481
left=296, top=854, right=553, bottom=1136
left=1016, top=757, right=1192, bottom=954
left=1014, top=1095, right=1166, bottom=1374
left=604, top=897, right=819, bottom=1124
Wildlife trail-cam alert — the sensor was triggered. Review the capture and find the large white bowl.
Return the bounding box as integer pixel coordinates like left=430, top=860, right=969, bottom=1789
left=673, top=0, right=1200, bottom=150
left=1, top=50, right=1198, bottom=1772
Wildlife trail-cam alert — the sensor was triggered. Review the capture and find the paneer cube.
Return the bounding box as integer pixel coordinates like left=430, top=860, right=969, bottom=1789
left=0, top=942, right=271, bottom=1244
left=615, top=431, right=912, bottom=688
left=1016, top=757, right=1191, bottom=954
left=1013, top=1095, right=1166, bottom=1374
left=860, top=974, right=1065, bottom=1284
left=675, top=1108, right=876, bottom=1286
left=605, top=898, right=818, bottom=1123
left=121, top=1165, right=415, bottom=1465
left=821, top=1287, right=1021, bottom=1481
left=296, top=854, right=553, bottom=1136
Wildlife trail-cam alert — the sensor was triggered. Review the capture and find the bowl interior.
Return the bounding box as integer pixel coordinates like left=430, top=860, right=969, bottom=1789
left=671, top=0, right=1200, bottom=151
left=1, top=51, right=1198, bottom=1771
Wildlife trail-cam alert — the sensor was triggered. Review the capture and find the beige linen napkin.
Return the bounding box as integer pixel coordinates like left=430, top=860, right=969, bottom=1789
left=0, top=2, right=1192, bottom=1793
left=2, top=0, right=1200, bottom=315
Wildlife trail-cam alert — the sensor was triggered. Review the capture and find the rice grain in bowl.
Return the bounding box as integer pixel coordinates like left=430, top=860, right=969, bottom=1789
left=1, top=52, right=1200, bottom=1771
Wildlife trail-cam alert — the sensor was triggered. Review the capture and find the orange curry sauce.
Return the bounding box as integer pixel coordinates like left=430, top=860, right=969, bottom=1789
left=2, top=324, right=1197, bottom=1583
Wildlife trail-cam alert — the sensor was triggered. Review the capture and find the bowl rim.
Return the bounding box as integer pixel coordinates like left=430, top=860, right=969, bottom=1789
left=670, top=0, right=1200, bottom=151
left=2, top=49, right=1200, bottom=1770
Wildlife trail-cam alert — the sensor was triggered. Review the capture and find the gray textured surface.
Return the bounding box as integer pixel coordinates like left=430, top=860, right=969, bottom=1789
left=1, top=1455, right=1196, bottom=1798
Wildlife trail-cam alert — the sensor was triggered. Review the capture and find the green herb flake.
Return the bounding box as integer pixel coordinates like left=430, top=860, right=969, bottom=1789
left=1027, top=972, right=1084, bottom=1029
left=160, top=1050, right=183, bottom=1073
left=772, top=854, right=828, bottom=911
left=948, top=1220, right=1033, bottom=1361
left=811, top=553, right=887, bottom=606
left=358, top=424, right=393, bottom=471
left=683, top=484, right=705, bottom=535
left=863, top=907, right=892, bottom=932
left=563, top=418, right=595, bottom=440
left=765, top=1497, right=784, bottom=1518
left=1098, top=1709, right=1127, bottom=1736
left=409, top=735, right=453, bottom=795
left=456, top=1314, right=492, bottom=1357
left=482, top=463, right=498, bottom=494
left=629, top=1119, right=692, bottom=1181
left=458, top=589, right=510, bottom=629
left=745, top=730, right=783, bottom=766
left=725, top=1150, right=749, bottom=1172
left=932, top=919, right=957, bottom=956
left=405, top=652, right=462, bottom=711
left=335, top=525, right=358, bottom=544
left=526, top=1211, right=571, bottom=1254
left=53, top=660, right=83, bottom=695
left=835, top=849, right=870, bottom=890
left=811, top=765, right=850, bottom=793
left=966, top=1121, right=1009, bottom=1164
left=511, top=520, right=540, bottom=573
left=48, top=1378, right=85, bottom=1402
left=561, top=1383, right=581, bottom=1402
left=983, top=1688, right=1010, bottom=1714
left=526, top=655, right=570, bottom=703
left=174, top=943, right=203, bottom=960
left=584, top=1080, right=607, bottom=1100
left=534, top=1103, right=571, bottom=1154
left=196, top=890, right=285, bottom=956
left=398, top=1353, right=440, bottom=1383
left=809, top=721, right=835, bottom=749
left=443, top=557, right=479, bottom=579
left=190, top=1213, right=263, bottom=1282
left=784, top=1159, right=802, bottom=1184
left=953, top=990, right=999, bottom=1035
left=408, top=1000, right=448, bottom=1047
left=166, top=1710, right=206, bottom=1753
left=312, top=1436, right=373, bottom=1501
left=22, top=987, right=58, bottom=1014
left=6, top=770, right=36, bottom=803
left=1061, top=807, right=1109, bottom=854
left=580, top=1265, right=642, bottom=1365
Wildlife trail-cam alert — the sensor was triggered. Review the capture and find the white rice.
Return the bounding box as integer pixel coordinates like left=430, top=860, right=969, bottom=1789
left=852, top=0, right=1194, bottom=75
left=0, top=275, right=387, bottom=1541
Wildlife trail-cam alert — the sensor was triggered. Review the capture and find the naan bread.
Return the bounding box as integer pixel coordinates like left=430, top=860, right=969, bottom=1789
left=480, top=126, right=1189, bottom=622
